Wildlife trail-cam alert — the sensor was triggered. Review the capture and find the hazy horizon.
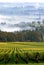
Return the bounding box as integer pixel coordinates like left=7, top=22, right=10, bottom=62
left=0, top=2, right=44, bottom=32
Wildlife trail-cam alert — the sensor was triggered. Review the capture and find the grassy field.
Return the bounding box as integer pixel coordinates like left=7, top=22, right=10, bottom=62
left=0, top=42, right=44, bottom=65
left=0, top=42, right=44, bottom=52
left=0, top=63, right=44, bottom=65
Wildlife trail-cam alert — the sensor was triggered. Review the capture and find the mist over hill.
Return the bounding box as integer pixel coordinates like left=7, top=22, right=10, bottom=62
left=0, top=2, right=44, bottom=32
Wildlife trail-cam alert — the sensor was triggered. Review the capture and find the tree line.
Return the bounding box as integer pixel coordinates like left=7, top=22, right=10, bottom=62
left=0, top=30, right=43, bottom=42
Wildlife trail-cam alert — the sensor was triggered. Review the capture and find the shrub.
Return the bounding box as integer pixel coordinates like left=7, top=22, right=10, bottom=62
left=34, top=52, right=40, bottom=63
left=21, top=53, right=29, bottom=64
left=4, top=53, right=9, bottom=64
left=40, top=52, right=44, bottom=61
left=15, top=53, right=19, bottom=64
left=0, top=54, right=4, bottom=61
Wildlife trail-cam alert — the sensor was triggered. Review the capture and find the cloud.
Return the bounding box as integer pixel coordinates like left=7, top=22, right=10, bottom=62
left=0, top=3, right=44, bottom=16
left=0, top=0, right=44, bottom=3
left=0, top=2, right=44, bottom=32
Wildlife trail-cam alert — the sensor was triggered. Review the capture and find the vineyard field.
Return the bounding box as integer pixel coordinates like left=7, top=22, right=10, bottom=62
left=0, top=42, right=44, bottom=65
left=0, top=63, right=44, bottom=65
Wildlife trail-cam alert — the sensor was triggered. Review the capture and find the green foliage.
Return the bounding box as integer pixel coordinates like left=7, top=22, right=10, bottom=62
left=0, top=53, right=4, bottom=61
left=34, top=52, right=40, bottom=63
left=22, top=53, right=29, bottom=64
left=40, top=52, right=44, bottom=61
left=0, top=42, right=44, bottom=64
left=0, top=50, right=44, bottom=64
left=4, top=53, right=9, bottom=64
left=0, top=30, right=43, bottom=42
left=15, top=53, right=20, bottom=64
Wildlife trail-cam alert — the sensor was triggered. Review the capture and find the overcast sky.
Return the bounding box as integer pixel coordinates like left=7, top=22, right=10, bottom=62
left=0, top=0, right=44, bottom=32
left=0, top=0, right=44, bottom=3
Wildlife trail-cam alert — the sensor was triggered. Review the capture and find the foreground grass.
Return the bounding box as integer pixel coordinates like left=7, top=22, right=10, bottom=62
left=0, top=63, right=44, bottom=65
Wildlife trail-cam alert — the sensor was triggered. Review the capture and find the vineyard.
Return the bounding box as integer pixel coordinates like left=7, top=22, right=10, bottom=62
left=0, top=42, right=44, bottom=65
